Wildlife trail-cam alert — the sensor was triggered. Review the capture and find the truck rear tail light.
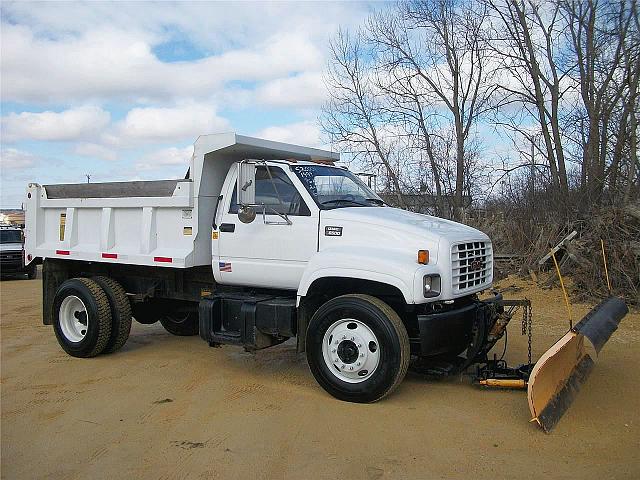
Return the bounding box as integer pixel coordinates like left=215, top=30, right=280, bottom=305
left=102, top=253, right=118, bottom=259
left=423, top=274, right=441, bottom=298
left=154, top=256, right=172, bottom=263
left=56, top=250, right=70, bottom=255
left=418, top=250, right=429, bottom=264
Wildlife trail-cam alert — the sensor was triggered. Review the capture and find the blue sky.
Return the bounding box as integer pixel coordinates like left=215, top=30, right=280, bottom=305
left=0, top=1, right=380, bottom=207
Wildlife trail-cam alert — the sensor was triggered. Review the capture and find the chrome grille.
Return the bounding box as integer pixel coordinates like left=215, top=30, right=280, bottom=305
left=451, top=241, right=492, bottom=293
left=0, top=252, right=22, bottom=262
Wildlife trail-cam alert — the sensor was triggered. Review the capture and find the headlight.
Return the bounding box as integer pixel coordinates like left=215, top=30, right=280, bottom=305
left=423, top=274, right=441, bottom=298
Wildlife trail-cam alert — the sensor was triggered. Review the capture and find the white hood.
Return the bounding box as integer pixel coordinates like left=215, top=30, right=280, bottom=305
left=321, top=206, right=489, bottom=244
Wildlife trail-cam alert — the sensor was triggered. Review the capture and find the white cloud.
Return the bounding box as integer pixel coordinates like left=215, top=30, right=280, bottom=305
left=73, top=143, right=118, bottom=162
left=256, top=72, right=327, bottom=108
left=0, top=148, right=39, bottom=169
left=109, top=104, right=229, bottom=145
left=135, top=145, right=193, bottom=172
left=255, top=121, right=324, bottom=148
left=1, top=24, right=324, bottom=104
left=0, top=1, right=378, bottom=207
left=1, top=106, right=111, bottom=143
left=2, top=2, right=370, bottom=54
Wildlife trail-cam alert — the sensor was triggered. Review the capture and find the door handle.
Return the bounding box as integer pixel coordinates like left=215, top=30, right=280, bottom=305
left=219, top=223, right=235, bottom=232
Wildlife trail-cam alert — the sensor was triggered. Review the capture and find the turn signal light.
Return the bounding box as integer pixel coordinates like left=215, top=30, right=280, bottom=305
left=418, top=250, right=429, bottom=264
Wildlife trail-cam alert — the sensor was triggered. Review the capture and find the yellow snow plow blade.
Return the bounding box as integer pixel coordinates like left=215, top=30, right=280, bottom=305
left=527, top=297, right=628, bottom=432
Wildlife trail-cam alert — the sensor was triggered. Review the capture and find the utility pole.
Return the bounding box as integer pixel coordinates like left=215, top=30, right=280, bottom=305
left=85, top=174, right=91, bottom=184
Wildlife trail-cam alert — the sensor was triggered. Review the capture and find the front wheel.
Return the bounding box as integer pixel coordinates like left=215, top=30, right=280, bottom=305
left=306, top=294, right=410, bottom=403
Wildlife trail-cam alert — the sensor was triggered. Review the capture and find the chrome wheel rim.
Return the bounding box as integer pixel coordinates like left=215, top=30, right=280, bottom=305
left=322, top=319, right=380, bottom=383
left=59, top=295, right=88, bottom=343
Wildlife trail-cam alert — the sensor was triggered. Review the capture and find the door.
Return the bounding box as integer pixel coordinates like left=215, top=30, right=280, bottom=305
left=216, top=165, right=318, bottom=290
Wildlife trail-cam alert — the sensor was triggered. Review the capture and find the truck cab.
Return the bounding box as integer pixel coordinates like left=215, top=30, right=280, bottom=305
left=214, top=159, right=492, bottom=300
left=1, top=224, right=36, bottom=279
left=25, top=133, right=499, bottom=403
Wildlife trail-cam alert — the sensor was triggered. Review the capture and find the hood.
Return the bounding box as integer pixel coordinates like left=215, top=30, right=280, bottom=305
left=319, top=206, right=491, bottom=268
left=321, top=206, right=489, bottom=243
left=0, top=242, right=24, bottom=253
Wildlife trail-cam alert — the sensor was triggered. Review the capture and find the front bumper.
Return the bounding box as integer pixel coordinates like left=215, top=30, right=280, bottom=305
left=412, top=297, right=500, bottom=357
left=416, top=303, right=476, bottom=356
left=1, top=260, right=26, bottom=273
left=1, top=250, right=27, bottom=274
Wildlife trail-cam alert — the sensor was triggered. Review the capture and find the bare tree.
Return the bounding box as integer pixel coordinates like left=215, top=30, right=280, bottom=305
left=562, top=0, right=639, bottom=202
left=321, top=29, right=407, bottom=208
left=487, top=0, right=573, bottom=199
left=364, top=0, right=494, bottom=219
left=370, top=30, right=448, bottom=215
left=321, top=0, right=638, bottom=220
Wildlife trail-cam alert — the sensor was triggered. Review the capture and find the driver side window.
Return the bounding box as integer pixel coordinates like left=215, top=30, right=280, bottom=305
left=229, top=166, right=311, bottom=216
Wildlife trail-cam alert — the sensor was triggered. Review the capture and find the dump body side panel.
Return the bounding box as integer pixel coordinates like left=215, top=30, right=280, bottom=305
left=25, top=180, right=199, bottom=268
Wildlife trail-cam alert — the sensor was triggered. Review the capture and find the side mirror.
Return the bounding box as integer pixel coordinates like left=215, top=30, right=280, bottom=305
left=237, top=161, right=256, bottom=206
left=238, top=205, right=257, bottom=224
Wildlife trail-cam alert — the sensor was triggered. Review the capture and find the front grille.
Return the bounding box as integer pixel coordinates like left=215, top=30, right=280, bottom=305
left=0, top=252, right=22, bottom=262
left=451, top=241, right=492, bottom=293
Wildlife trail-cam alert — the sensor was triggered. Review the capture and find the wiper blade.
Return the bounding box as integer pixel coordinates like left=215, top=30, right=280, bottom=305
left=364, top=198, right=386, bottom=206
left=320, top=199, right=368, bottom=207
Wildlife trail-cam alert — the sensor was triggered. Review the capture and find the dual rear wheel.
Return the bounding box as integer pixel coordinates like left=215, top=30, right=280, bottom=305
left=53, top=278, right=115, bottom=358
left=53, top=278, right=198, bottom=357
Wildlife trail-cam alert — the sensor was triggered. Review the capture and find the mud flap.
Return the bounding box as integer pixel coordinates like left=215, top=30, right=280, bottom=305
left=527, top=297, right=628, bottom=432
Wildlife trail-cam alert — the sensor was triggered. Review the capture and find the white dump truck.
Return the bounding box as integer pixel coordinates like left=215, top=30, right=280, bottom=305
left=25, top=133, right=505, bottom=402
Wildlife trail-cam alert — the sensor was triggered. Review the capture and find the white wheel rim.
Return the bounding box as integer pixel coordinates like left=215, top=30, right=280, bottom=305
left=322, top=319, right=380, bottom=383
left=59, top=295, right=88, bottom=343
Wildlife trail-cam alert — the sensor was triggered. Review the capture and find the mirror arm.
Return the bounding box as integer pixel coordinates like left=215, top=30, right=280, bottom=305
left=261, top=205, right=292, bottom=225
left=212, top=195, right=223, bottom=229
left=262, top=162, right=288, bottom=212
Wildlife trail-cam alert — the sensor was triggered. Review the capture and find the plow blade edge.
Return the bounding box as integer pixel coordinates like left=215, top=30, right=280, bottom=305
left=527, top=297, right=628, bottom=432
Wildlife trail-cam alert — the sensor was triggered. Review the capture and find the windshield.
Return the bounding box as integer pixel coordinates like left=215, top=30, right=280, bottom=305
left=0, top=230, right=22, bottom=244
left=291, top=165, right=384, bottom=209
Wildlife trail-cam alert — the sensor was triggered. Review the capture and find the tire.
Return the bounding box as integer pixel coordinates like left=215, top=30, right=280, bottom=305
left=92, top=276, right=132, bottom=353
left=26, top=263, right=37, bottom=279
left=52, top=278, right=112, bottom=358
left=131, top=301, right=164, bottom=325
left=306, top=294, right=410, bottom=403
left=160, top=312, right=199, bottom=336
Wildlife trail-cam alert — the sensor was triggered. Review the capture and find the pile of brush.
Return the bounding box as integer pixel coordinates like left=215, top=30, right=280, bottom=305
left=469, top=203, right=640, bottom=306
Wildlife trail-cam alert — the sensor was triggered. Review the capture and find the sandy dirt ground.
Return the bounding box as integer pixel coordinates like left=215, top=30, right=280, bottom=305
left=1, top=273, right=639, bottom=479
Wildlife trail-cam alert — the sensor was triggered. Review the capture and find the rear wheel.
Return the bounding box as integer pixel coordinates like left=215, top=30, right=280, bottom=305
left=306, top=294, right=410, bottom=403
left=52, top=278, right=112, bottom=358
left=131, top=301, right=164, bottom=325
left=160, top=312, right=199, bottom=336
left=92, top=276, right=132, bottom=353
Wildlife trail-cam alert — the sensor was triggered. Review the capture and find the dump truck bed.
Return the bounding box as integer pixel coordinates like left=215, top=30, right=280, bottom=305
left=24, top=133, right=339, bottom=268
left=25, top=178, right=197, bottom=267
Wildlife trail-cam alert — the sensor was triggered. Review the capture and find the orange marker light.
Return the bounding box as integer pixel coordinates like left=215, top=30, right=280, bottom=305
left=418, top=250, right=429, bottom=265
